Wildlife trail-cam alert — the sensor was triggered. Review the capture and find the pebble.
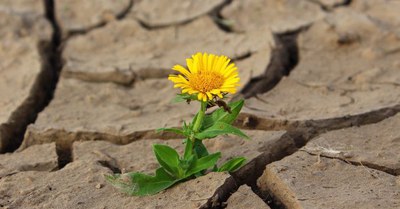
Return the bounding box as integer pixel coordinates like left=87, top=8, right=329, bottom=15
left=96, top=183, right=103, bottom=189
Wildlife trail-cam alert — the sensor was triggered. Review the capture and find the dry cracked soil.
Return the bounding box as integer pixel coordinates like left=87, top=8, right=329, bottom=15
left=0, top=0, right=400, bottom=209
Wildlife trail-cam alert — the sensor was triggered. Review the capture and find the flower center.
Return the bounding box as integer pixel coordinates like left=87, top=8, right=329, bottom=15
left=190, top=71, right=224, bottom=92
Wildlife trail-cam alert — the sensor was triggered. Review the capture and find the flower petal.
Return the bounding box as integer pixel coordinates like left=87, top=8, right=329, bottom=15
left=186, top=58, right=196, bottom=73
left=172, top=65, right=191, bottom=77
left=168, top=52, right=240, bottom=102
left=206, top=92, right=213, bottom=100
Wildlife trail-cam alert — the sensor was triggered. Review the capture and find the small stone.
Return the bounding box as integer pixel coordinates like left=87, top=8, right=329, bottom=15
left=95, top=183, right=103, bottom=189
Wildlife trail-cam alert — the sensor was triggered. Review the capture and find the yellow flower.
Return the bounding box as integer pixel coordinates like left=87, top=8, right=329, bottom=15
left=168, top=52, right=240, bottom=102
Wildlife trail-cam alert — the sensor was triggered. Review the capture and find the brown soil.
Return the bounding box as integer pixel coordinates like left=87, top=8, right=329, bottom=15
left=1, top=0, right=400, bottom=209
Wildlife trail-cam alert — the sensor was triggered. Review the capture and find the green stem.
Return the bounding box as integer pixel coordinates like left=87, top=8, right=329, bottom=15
left=192, top=101, right=207, bottom=133
left=190, top=101, right=209, bottom=159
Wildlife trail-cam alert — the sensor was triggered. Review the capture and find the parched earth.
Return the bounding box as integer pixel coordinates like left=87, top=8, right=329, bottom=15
left=0, top=0, right=400, bottom=208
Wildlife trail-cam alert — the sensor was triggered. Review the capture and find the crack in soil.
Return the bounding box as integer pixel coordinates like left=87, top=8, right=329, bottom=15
left=0, top=41, right=58, bottom=153
left=0, top=0, right=63, bottom=153
left=29, top=102, right=400, bottom=169
left=250, top=186, right=286, bottom=209
left=300, top=150, right=400, bottom=176
left=205, top=102, right=400, bottom=208
left=231, top=51, right=252, bottom=62
left=307, top=0, right=352, bottom=12
left=208, top=0, right=234, bottom=33
left=22, top=128, right=184, bottom=168
left=200, top=176, right=238, bottom=209
left=231, top=130, right=314, bottom=209
left=201, top=130, right=314, bottom=209
left=137, top=0, right=228, bottom=31
left=97, top=160, right=122, bottom=174
left=240, top=30, right=300, bottom=98
left=136, top=15, right=196, bottom=30
left=6, top=0, right=399, bottom=207
left=236, top=104, right=400, bottom=132
left=237, top=105, right=400, bottom=206
left=65, top=0, right=134, bottom=39
left=56, top=142, right=72, bottom=169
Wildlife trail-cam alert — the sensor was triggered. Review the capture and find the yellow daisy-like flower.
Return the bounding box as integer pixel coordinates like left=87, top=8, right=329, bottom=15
left=168, top=52, right=240, bottom=102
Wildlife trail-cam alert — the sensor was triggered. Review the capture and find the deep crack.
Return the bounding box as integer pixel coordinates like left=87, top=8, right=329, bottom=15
left=0, top=0, right=63, bottom=153
left=209, top=0, right=234, bottom=33
left=200, top=176, right=239, bottom=209
left=201, top=130, right=315, bottom=209
left=241, top=30, right=300, bottom=98
left=211, top=102, right=400, bottom=208
left=248, top=183, right=285, bottom=209
left=56, top=142, right=72, bottom=169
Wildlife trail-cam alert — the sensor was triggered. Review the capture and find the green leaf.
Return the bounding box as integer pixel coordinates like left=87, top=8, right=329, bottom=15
left=182, top=121, right=194, bottom=137
left=195, top=121, right=249, bottom=140
left=153, top=144, right=180, bottom=177
left=191, top=112, right=199, bottom=126
left=183, top=139, right=193, bottom=160
left=156, top=127, right=185, bottom=136
left=106, top=168, right=178, bottom=196
left=202, top=100, right=244, bottom=130
left=179, top=155, right=195, bottom=171
left=186, top=152, right=221, bottom=177
left=217, top=157, right=246, bottom=172
left=193, top=139, right=209, bottom=158
left=172, top=93, right=198, bottom=103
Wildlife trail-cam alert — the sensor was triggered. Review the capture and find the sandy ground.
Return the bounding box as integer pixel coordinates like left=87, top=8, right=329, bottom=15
left=0, top=0, right=400, bottom=208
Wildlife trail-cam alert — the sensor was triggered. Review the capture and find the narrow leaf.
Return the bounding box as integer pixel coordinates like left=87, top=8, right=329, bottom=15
left=153, top=144, right=180, bottom=177
left=217, top=157, right=246, bottom=172
left=195, top=121, right=249, bottom=140
left=193, top=139, right=209, bottom=158
left=186, top=152, right=221, bottom=177
left=156, top=127, right=185, bottom=136
left=182, top=121, right=193, bottom=137
left=191, top=112, right=199, bottom=126
left=183, top=139, right=193, bottom=160
left=202, top=100, right=244, bottom=129
left=179, top=155, right=194, bottom=171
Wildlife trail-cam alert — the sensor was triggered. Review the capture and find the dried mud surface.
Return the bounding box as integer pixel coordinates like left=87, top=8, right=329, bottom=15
left=226, top=185, right=270, bottom=209
left=258, top=152, right=400, bottom=209
left=62, top=16, right=273, bottom=85
left=1, top=0, right=400, bottom=209
left=221, top=0, right=325, bottom=33
left=0, top=1, right=52, bottom=152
